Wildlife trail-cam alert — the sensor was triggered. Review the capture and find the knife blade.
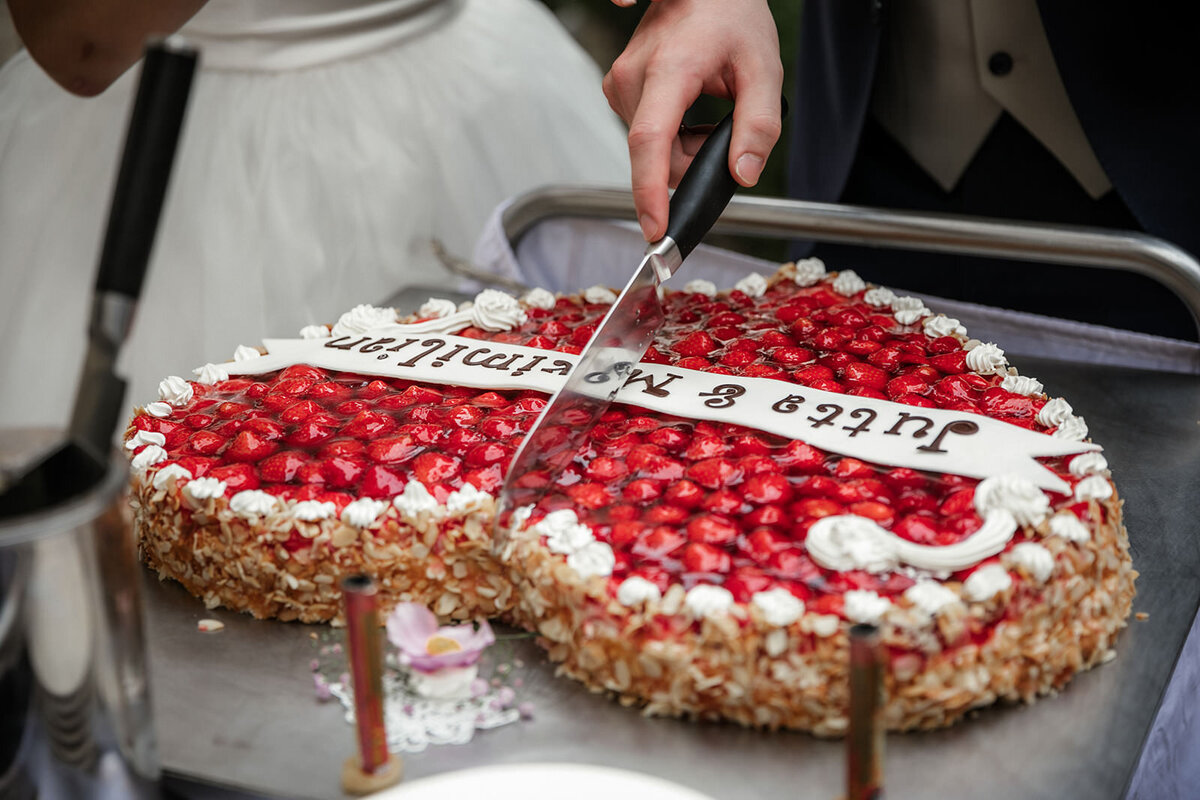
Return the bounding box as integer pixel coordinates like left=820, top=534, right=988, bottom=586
left=495, top=108, right=740, bottom=538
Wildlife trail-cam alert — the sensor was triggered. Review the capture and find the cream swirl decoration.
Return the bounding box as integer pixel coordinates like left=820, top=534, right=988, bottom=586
left=183, top=477, right=226, bottom=502
left=234, top=344, right=262, bottom=362
left=683, top=279, right=718, bottom=297
left=417, top=297, right=458, bottom=319
left=1074, top=475, right=1113, bottom=502
left=807, top=474, right=1050, bottom=574
left=531, top=510, right=614, bottom=579
left=1048, top=512, right=1090, bottom=543
left=973, top=474, right=1052, bottom=526
left=293, top=500, right=336, bottom=521
left=863, top=287, right=897, bottom=308
left=734, top=272, right=768, bottom=298
left=300, top=324, right=331, bottom=340
left=144, top=401, right=173, bottom=418
left=891, top=296, right=931, bottom=325
left=786, top=258, right=826, bottom=287
left=392, top=480, right=439, bottom=517
left=924, top=315, right=967, bottom=339
left=1037, top=398, right=1074, bottom=428
left=966, top=343, right=1008, bottom=374
left=332, top=304, right=398, bottom=337
left=521, top=287, right=557, bottom=310
left=152, top=464, right=192, bottom=490
left=193, top=362, right=230, bottom=385
left=583, top=285, right=618, bottom=305
left=369, top=290, right=527, bottom=336
left=126, top=430, right=166, bottom=450
left=1053, top=416, right=1089, bottom=442
left=158, top=376, right=193, bottom=406
left=230, top=490, right=279, bottom=518
left=1007, top=542, right=1054, bottom=583
left=445, top=483, right=491, bottom=515
left=832, top=270, right=867, bottom=296
left=964, top=563, right=1012, bottom=602
left=617, top=576, right=662, bottom=606
left=751, top=587, right=805, bottom=626
left=1001, top=374, right=1044, bottom=397
left=341, top=498, right=387, bottom=527
left=1069, top=452, right=1108, bottom=477
left=685, top=584, right=734, bottom=619
left=903, top=581, right=963, bottom=618
left=844, top=590, right=891, bottom=625
left=130, top=445, right=167, bottom=471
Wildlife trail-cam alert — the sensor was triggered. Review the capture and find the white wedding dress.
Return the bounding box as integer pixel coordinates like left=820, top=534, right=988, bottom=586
left=0, top=0, right=629, bottom=431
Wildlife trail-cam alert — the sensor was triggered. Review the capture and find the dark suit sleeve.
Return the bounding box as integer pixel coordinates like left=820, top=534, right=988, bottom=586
left=787, top=0, right=884, bottom=204
left=1038, top=0, right=1200, bottom=257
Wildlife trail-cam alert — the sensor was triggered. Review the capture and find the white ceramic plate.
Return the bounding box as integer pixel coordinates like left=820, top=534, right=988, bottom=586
left=377, top=763, right=719, bottom=800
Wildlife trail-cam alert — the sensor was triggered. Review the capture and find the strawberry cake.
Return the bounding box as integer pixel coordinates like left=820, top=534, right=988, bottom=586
left=124, top=260, right=1135, bottom=733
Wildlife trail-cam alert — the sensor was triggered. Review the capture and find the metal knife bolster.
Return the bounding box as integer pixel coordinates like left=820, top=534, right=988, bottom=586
left=645, top=235, right=683, bottom=283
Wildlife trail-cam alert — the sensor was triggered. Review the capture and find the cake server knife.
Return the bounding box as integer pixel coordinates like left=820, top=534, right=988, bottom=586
left=495, top=108, right=740, bottom=537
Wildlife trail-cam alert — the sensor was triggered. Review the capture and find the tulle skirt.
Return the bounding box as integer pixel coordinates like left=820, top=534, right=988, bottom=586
left=0, top=0, right=630, bottom=431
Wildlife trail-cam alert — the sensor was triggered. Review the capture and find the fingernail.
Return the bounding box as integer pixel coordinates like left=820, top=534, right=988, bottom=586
left=614, top=0, right=638, bottom=6
left=639, top=214, right=658, bottom=241
left=735, top=153, right=764, bottom=186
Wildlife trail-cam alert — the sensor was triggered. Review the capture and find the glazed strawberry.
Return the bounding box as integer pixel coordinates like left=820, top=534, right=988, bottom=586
left=412, top=452, right=461, bottom=485
left=742, top=504, right=785, bottom=528
left=663, top=479, right=704, bottom=508
left=685, top=458, right=739, bottom=490
left=224, top=429, right=279, bottom=463
left=642, top=504, right=691, bottom=525
left=622, top=479, right=663, bottom=503
left=842, top=362, right=889, bottom=392
left=568, top=482, right=613, bottom=509
left=742, top=473, right=792, bottom=504
left=682, top=542, right=732, bottom=575
left=187, top=430, right=226, bottom=456
left=979, top=387, right=1039, bottom=418
left=893, top=513, right=940, bottom=544
left=320, top=455, right=367, bottom=489
left=207, top=463, right=258, bottom=493
left=673, top=331, right=718, bottom=357
left=630, top=526, right=686, bottom=559
left=930, top=351, right=967, bottom=375
left=464, top=441, right=512, bottom=469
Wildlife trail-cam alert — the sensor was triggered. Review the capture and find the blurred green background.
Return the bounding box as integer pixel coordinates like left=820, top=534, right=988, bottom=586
left=541, top=1, right=801, bottom=261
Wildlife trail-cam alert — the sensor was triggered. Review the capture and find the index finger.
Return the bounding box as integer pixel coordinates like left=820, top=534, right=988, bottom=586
left=626, top=74, right=700, bottom=241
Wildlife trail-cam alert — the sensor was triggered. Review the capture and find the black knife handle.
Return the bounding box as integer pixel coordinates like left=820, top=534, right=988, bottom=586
left=94, top=38, right=198, bottom=299
left=664, top=96, right=788, bottom=262
left=664, top=109, right=737, bottom=262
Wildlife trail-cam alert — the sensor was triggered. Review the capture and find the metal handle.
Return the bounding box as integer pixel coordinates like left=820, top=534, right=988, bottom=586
left=500, top=186, right=1200, bottom=338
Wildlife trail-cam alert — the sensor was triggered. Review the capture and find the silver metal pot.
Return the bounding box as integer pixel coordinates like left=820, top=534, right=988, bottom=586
left=0, top=430, right=159, bottom=799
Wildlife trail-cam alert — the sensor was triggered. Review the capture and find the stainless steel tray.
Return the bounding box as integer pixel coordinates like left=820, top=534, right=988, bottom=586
left=147, top=356, right=1200, bottom=800
left=148, top=194, right=1200, bottom=798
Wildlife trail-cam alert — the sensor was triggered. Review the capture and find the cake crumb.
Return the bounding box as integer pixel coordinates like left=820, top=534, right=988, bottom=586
left=197, top=619, right=225, bottom=633
left=1136, top=612, right=1150, bottom=621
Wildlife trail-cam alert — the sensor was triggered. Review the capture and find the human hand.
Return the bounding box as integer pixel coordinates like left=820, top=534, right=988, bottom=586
left=603, top=0, right=783, bottom=241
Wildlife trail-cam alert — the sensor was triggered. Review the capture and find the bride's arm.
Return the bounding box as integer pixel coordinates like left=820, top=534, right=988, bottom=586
left=7, top=0, right=207, bottom=96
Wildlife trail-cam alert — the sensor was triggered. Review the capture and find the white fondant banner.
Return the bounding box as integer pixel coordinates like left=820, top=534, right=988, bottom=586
left=225, top=332, right=1096, bottom=493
